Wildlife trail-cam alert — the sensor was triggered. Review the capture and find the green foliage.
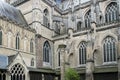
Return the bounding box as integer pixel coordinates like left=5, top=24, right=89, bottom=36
left=65, top=68, right=80, bottom=80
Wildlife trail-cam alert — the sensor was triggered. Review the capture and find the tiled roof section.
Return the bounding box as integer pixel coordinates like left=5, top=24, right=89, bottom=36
left=11, top=0, right=29, bottom=6
left=0, top=1, right=28, bottom=27
left=0, top=55, right=8, bottom=69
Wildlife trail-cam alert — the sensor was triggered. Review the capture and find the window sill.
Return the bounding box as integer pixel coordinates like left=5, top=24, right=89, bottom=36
left=55, top=67, right=60, bottom=70
left=102, top=62, right=117, bottom=66
left=78, top=64, right=86, bottom=68
left=43, top=62, right=51, bottom=68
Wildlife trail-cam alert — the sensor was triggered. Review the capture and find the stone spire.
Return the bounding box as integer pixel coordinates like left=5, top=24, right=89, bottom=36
left=79, top=0, right=82, bottom=18
left=95, top=0, right=102, bottom=24
left=85, top=1, right=97, bottom=80
left=68, top=0, right=75, bottom=28
left=32, top=0, right=40, bottom=33
left=70, top=0, right=76, bottom=23
left=91, top=0, right=97, bottom=23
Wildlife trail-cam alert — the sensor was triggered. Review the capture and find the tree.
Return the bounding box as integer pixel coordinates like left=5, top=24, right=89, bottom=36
left=65, top=68, right=80, bottom=80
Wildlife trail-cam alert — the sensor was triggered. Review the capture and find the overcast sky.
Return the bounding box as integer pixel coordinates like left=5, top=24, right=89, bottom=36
left=0, top=0, right=4, bottom=1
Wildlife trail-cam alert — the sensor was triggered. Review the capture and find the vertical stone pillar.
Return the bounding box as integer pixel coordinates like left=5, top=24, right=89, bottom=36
left=58, top=44, right=66, bottom=80
left=86, top=41, right=94, bottom=80
left=26, top=71, right=30, bottom=80
left=35, top=34, right=43, bottom=68
left=85, top=0, right=97, bottom=78
left=51, top=6, right=54, bottom=30
left=86, top=19, right=96, bottom=80
left=42, top=74, right=44, bottom=80
left=32, top=0, right=40, bottom=33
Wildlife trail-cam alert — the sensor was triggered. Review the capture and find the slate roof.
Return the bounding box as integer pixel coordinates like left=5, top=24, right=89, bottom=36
left=0, top=55, right=8, bottom=70
left=0, top=1, right=28, bottom=27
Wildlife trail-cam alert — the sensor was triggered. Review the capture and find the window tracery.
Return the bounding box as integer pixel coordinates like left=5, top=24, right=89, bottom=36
left=105, top=2, right=118, bottom=23
left=10, top=63, right=25, bottom=80
left=103, top=36, right=117, bottom=63
left=79, top=41, right=87, bottom=65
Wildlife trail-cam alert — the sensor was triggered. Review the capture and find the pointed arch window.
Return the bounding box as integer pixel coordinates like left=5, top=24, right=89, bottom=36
left=43, top=41, right=51, bottom=63
left=0, top=30, right=2, bottom=45
left=31, top=58, right=34, bottom=66
left=54, top=21, right=60, bottom=34
left=103, top=36, right=117, bottom=63
left=84, top=10, right=91, bottom=29
left=58, top=52, right=60, bottom=66
left=16, top=34, right=20, bottom=49
left=7, top=32, right=12, bottom=48
left=30, top=39, right=34, bottom=53
left=77, top=21, right=82, bottom=31
left=79, top=41, right=87, bottom=65
left=43, top=9, right=50, bottom=28
left=10, top=63, right=25, bottom=80
left=0, top=71, right=6, bottom=80
left=105, top=2, right=118, bottom=23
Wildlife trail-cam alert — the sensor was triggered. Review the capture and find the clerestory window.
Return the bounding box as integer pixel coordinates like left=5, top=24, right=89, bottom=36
left=105, top=2, right=118, bottom=23
left=84, top=10, right=91, bottom=29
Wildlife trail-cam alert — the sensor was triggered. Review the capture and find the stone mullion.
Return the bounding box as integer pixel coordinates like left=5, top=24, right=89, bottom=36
left=85, top=0, right=97, bottom=79
left=118, top=39, right=120, bottom=80
left=58, top=44, right=66, bottom=80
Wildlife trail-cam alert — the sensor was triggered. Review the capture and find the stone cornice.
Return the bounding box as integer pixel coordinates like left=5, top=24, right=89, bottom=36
left=52, top=21, right=120, bottom=41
